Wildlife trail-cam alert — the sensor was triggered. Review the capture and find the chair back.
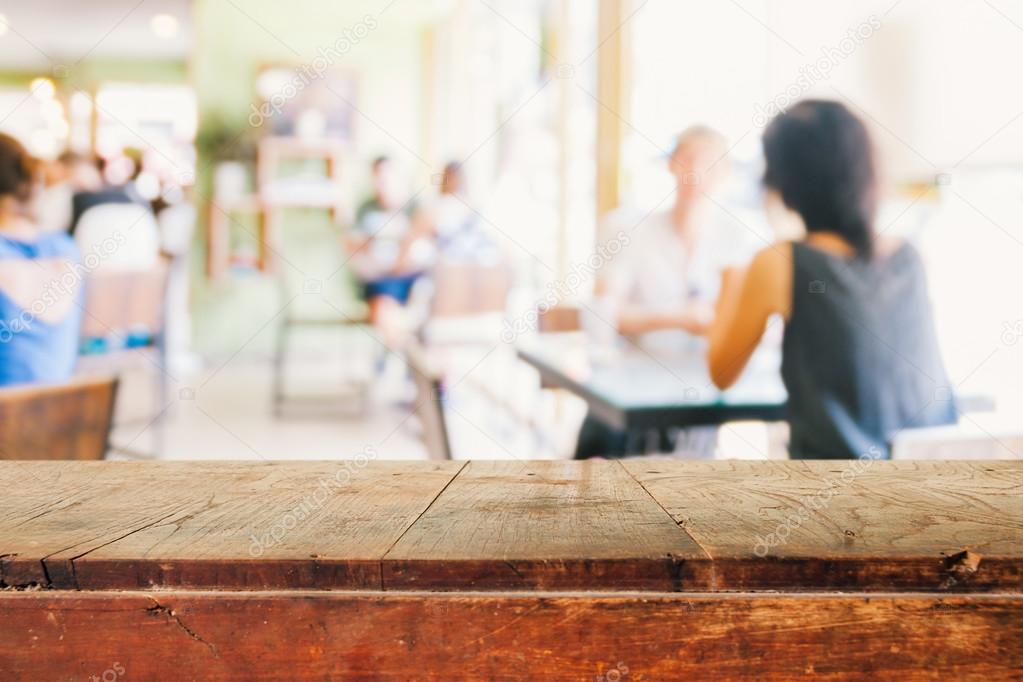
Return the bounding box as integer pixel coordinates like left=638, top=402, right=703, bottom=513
left=429, top=259, right=512, bottom=318
left=538, top=306, right=582, bottom=333
left=79, top=261, right=170, bottom=341
left=891, top=423, right=1023, bottom=459
left=0, top=376, right=118, bottom=460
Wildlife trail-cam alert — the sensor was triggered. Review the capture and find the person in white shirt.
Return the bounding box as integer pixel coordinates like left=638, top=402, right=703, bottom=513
left=576, top=125, right=761, bottom=458
left=601, top=125, right=758, bottom=340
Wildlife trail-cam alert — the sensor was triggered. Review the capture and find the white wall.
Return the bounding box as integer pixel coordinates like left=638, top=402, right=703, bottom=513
left=629, top=0, right=1023, bottom=184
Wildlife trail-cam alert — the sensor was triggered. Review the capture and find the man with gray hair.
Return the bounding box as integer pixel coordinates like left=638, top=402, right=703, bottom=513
left=575, top=125, right=762, bottom=458
left=602, top=125, right=747, bottom=337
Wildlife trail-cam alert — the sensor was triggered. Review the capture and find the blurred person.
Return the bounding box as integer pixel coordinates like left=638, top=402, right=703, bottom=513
left=69, top=149, right=149, bottom=235
left=0, top=134, right=83, bottom=386
left=72, top=150, right=160, bottom=271
left=34, top=152, right=103, bottom=233
left=600, top=126, right=759, bottom=339
left=347, top=155, right=421, bottom=343
left=399, top=161, right=496, bottom=267
left=707, top=100, right=956, bottom=459
left=57, top=151, right=104, bottom=192
left=574, top=126, right=761, bottom=459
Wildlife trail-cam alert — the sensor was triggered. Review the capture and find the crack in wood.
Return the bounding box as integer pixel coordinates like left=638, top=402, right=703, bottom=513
left=146, top=597, right=219, bottom=658
left=42, top=505, right=205, bottom=588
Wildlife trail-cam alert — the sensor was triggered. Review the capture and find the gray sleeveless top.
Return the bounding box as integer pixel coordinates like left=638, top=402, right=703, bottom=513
left=782, top=241, right=956, bottom=459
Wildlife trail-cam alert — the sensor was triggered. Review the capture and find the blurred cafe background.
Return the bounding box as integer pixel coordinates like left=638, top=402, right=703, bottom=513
left=1, top=0, right=1022, bottom=462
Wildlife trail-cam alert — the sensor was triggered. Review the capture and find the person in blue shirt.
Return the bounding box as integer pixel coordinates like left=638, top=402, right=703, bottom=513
left=0, top=133, right=83, bottom=386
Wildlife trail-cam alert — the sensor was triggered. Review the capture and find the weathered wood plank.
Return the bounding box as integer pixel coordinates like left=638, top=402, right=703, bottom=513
left=0, top=591, right=1020, bottom=680
left=624, top=460, right=1023, bottom=591
left=4, top=461, right=1022, bottom=593
left=0, top=461, right=207, bottom=587
left=383, top=460, right=704, bottom=590
left=1, top=461, right=463, bottom=590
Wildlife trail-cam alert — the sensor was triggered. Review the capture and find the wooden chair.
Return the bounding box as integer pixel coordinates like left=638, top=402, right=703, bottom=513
left=0, top=376, right=118, bottom=460
left=429, top=260, right=511, bottom=317
left=892, top=423, right=1022, bottom=459
left=76, top=261, right=171, bottom=458
left=405, top=343, right=452, bottom=460
left=537, top=305, right=581, bottom=333
left=418, top=258, right=513, bottom=347
left=271, top=270, right=372, bottom=418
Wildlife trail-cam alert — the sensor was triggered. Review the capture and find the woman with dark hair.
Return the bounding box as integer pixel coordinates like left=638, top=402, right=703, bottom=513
left=0, top=133, right=83, bottom=386
left=707, top=100, right=955, bottom=459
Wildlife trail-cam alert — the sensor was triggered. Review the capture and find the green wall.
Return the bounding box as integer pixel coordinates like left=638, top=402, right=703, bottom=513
left=189, top=0, right=433, bottom=356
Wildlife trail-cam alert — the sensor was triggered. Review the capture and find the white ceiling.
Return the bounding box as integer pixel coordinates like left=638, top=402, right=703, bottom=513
left=0, top=0, right=192, bottom=69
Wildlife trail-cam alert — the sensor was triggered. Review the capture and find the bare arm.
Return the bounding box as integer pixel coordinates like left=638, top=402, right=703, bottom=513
left=707, top=243, right=792, bottom=388
left=392, top=206, right=435, bottom=274
left=0, top=258, right=81, bottom=324
left=616, top=302, right=713, bottom=337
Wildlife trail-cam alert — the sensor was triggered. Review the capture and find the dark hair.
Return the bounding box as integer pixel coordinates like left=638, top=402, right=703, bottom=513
left=0, top=133, right=37, bottom=203
left=371, top=155, right=390, bottom=171
left=763, top=100, right=877, bottom=258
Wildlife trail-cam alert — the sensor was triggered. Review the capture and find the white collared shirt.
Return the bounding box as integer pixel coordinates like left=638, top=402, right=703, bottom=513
left=603, top=204, right=767, bottom=311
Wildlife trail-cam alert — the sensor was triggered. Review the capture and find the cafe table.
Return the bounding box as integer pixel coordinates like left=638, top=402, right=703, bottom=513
left=517, top=331, right=788, bottom=430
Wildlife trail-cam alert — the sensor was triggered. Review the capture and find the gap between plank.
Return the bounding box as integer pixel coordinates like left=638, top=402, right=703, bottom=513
left=42, top=505, right=204, bottom=589
left=617, top=460, right=715, bottom=561
left=377, top=460, right=470, bottom=589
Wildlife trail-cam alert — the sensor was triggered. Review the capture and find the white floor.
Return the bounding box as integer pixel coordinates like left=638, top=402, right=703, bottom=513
left=107, top=342, right=580, bottom=462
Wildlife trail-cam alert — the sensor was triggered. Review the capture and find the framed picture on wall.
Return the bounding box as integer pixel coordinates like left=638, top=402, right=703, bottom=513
left=253, top=64, right=358, bottom=141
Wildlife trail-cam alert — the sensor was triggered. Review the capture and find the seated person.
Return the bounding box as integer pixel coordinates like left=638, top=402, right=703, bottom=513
left=35, top=152, right=103, bottom=233
left=414, top=161, right=493, bottom=261
left=73, top=201, right=160, bottom=273
left=601, top=126, right=758, bottom=339
left=66, top=149, right=160, bottom=273
left=393, top=161, right=499, bottom=276
left=347, top=156, right=421, bottom=342
left=68, top=150, right=150, bottom=235
left=0, top=134, right=83, bottom=386
left=707, top=100, right=956, bottom=459
left=575, top=126, right=761, bottom=459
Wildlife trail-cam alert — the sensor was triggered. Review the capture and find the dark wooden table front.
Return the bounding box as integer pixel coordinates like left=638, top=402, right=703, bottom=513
left=1, top=460, right=1021, bottom=679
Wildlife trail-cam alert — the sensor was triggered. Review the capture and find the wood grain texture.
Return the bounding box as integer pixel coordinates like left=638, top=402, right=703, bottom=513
left=2, top=460, right=1022, bottom=593
left=624, top=459, right=1023, bottom=592
left=1, top=590, right=1021, bottom=681
left=0, top=461, right=462, bottom=590
left=0, top=377, right=117, bottom=461
left=383, top=460, right=704, bottom=590
left=0, top=460, right=191, bottom=587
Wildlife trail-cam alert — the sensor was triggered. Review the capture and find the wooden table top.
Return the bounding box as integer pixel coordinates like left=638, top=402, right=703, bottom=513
left=1, top=460, right=1020, bottom=593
